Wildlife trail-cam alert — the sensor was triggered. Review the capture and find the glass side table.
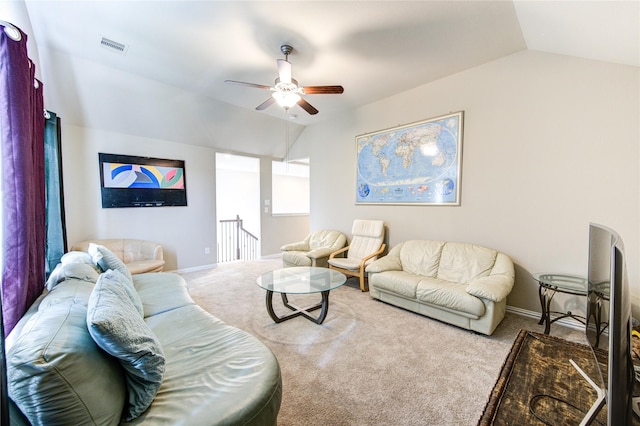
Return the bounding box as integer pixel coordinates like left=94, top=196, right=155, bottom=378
left=533, top=273, right=591, bottom=334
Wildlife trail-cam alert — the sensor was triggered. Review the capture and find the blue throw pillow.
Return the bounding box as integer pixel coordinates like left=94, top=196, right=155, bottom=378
left=88, top=243, right=133, bottom=283
left=87, top=270, right=165, bottom=421
left=46, top=251, right=103, bottom=290
left=46, top=262, right=101, bottom=291
left=61, top=250, right=96, bottom=267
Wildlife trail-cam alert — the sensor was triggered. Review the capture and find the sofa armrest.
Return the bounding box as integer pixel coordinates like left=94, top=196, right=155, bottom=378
left=280, top=241, right=309, bottom=251
left=365, top=243, right=403, bottom=273
left=127, top=259, right=165, bottom=275
left=150, top=243, right=164, bottom=261
left=466, top=274, right=514, bottom=302
left=306, top=247, right=338, bottom=260
left=466, top=252, right=515, bottom=302
left=366, top=253, right=402, bottom=273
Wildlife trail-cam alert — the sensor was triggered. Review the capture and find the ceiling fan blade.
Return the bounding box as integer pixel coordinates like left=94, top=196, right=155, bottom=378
left=225, top=80, right=271, bottom=90
left=256, top=97, right=276, bottom=111
left=302, top=85, right=344, bottom=94
left=277, top=59, right=292, bottom=84
left=297, top=98, right=319, bottom=115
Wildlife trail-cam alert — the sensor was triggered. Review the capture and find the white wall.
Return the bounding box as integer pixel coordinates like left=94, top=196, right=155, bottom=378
left=300, top=50, right=640, bottom=315
left=215, top=153, right=261, bottom=247
left=61, top=125, right=309, bottom=270
left=259, top=157, right=310, bottom=257
left=61, top=125, right=218, bottom=270
left=0, top=1, right=41, bottom=80
left=56, top=50, right=639, bottom=317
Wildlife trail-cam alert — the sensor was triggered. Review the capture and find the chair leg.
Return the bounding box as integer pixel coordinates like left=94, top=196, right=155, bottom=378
left=359, top=274, right=367, bottom=292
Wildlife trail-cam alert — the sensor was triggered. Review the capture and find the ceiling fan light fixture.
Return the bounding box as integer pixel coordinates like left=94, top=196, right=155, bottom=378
left=225, top=44, right=342, bottom=115
left=272, top=91, right=301, bottom=109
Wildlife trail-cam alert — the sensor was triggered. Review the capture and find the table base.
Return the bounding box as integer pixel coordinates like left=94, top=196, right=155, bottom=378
left=266, top=291, right=330, bottom=324
left=537, top=285, right=605, bottom=345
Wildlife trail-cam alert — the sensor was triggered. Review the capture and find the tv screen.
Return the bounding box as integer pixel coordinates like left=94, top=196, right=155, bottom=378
left=585, top=223, right=635, bottom=425
left=99, top=153, right=187, bottom=208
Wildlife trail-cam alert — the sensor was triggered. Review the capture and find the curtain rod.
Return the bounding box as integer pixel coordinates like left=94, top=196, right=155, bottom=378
left=0, top=20, right=50, bottom=119
left=0, top=20, right=21, bottom=42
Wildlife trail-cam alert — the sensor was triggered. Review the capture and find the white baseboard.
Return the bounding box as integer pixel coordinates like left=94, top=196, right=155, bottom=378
left=168, top=255, right=281, bottom=274
left=506, top=305, right=586, bottom=331
left=166, top=264, right=587, bottom=333
left=167, top=263, right=218, bottom=274
left=260, top=254, right=282, bottom=260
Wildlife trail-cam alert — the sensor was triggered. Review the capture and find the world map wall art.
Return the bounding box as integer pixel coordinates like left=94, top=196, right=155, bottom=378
left=356, top=111, right=464, bottom=206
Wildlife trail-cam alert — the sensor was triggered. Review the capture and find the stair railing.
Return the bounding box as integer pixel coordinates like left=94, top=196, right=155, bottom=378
left=218, top=215, right=258, bottom=262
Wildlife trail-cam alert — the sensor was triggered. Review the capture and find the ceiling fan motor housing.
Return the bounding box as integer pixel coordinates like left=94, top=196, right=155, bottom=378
left=280, top=44, right=293, bottom=57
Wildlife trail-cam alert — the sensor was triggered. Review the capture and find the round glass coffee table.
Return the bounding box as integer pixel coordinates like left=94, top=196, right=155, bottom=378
left=257, top=267, right=346, bottom=324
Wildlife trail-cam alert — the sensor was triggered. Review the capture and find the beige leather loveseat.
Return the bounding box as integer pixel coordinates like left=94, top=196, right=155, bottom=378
left=71, top=239, right=164, bottom=274
left=366, top=240, right=515, bottom=335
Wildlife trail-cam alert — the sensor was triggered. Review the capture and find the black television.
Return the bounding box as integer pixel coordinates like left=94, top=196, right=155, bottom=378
left=581, top=223, right=636, bottom=425
left=99, top=153, right=187, bottom=208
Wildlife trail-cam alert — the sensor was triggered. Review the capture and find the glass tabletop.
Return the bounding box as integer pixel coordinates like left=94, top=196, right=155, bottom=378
left=533, top=273, right=587, bottom=294
left=257, top=267, right=347, bottom=294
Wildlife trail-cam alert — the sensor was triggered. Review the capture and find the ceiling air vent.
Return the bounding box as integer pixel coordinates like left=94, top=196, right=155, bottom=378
left=100, top=37, right=128, bottom=55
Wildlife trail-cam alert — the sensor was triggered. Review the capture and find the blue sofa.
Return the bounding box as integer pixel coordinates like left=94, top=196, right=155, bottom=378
left=6, top=251, right=282, bottom=425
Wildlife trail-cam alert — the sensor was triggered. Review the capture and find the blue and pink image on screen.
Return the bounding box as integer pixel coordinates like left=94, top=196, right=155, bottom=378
left=103, top=162, right=185, bottom=189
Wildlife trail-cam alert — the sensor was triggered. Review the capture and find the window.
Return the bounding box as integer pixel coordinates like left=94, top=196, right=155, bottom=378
left=272, top=160, right=309, bottom=215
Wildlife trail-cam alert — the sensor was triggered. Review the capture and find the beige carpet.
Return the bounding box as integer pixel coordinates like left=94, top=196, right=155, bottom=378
left=179, top=258, right=585, bottom=426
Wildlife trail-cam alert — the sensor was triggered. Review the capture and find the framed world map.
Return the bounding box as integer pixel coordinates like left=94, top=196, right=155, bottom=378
left=355, top=111, right=464, bottom=205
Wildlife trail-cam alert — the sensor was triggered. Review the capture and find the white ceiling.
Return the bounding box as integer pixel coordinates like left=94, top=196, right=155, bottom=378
left=16, top=0, right=640, bottom=157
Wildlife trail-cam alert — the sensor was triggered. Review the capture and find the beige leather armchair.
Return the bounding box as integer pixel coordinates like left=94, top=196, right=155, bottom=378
left=70, top=238, right=164, bottom=274
left=280, top=230, right=347, bottom=268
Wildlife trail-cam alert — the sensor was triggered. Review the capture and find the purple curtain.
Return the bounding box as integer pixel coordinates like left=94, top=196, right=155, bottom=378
left=0, top=24, right=46, bottom=335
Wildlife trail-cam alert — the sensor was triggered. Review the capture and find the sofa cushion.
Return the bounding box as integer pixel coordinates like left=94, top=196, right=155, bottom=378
left=308, top=229, right=345, bottom=250
left=121, top=239, right=163, bottom=264
left=416, top=277, right=486, bottom=317
left=369, top=270, right=423, bottom=299
left=87, top=270, right=166, bottom=421
left=131, top=304, right=282, bottom=425
left=400, top=240, right=445, bottom=277
left=133, top=272, right=195, bottom=317
left=72, top=239, right=165, bottom=274
left=328, top=257, right=370, bottom=270
left=39, top=274, right=97, bottom=311
left=348, top=219, right=384, bottom=260
left=437, top=243, right=497, bottom=284
left=89, top=243, right=134, bottom=282
left=282, top=251, right=314, bottom=267
left=7, top=280, right=125, bottom=426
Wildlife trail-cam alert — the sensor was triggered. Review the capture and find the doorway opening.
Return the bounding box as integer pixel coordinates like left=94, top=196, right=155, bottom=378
left=215, top=153, right=260, bottom=262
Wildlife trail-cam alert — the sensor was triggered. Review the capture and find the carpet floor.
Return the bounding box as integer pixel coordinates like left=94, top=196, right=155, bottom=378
left=179, top=258, right=585, bottom=426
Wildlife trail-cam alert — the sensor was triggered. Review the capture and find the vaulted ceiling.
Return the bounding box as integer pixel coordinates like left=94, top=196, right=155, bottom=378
left=16, top=1, right=640, bottom=158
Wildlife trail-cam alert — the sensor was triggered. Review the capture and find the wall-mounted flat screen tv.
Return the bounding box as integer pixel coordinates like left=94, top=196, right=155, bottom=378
left=99, top=153, right=187, bottom=208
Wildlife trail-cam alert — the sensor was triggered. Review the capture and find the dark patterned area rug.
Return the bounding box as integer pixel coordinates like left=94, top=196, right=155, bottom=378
left=479, top=329, right=609, bottom=426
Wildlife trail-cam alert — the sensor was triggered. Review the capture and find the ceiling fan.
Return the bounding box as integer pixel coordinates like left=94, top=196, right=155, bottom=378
left=224, top=45, right=344, bottom=115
